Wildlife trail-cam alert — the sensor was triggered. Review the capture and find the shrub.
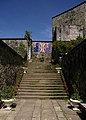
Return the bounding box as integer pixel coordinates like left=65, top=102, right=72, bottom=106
left=52, top=36, right=84, bottom=64
left=39, top=57, right=44, bottom=62
left=14, top=68, right=24, bottom=95
left=1, top=86, right=14, bottom=99
left=71, top=92, right=81, bottom=100
left=1, top=68, right=24, bottom=99
left=23, top=61, right=28, bottom=67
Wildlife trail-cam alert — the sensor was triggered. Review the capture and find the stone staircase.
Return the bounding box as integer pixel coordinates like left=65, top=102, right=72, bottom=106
left=16, top=62, right=68, bottom=99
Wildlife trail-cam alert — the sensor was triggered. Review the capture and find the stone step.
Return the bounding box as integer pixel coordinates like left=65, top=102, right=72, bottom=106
left=24, top=73, right=59, bottom=75
left=27, top=68, right=54, bottom=70
left=22, top=77, right=62, bottom=81
left=22, top=79, right=61, bottom=82
left=19, top=84, right=64, bottom=87
left=20, top=82, right=63, bottom=85
left=27, top=73, right=58, bottom=75
left=28, top=72, right=57, bottom=76
left=30, top=71, right=56, bottom=73
left=17, top=92, right=67, bottom=96
left=22, top=78, right=61, bottom=80
left=15, top=95, right=68, bottom=99
left=24, top=76, right=59, bottom=79
left=18, top=86, right=65, bottom=90
left=17, top=89, right=66, bottom=93
left=20, top=83, right=63, bottom=86
left=23, top=78, right=61, bottom=80
left=20, top=83, right=64, bottom=87
left=16, top=62, right=68, bottom=99
left=20, top=79, right=63, bottom=82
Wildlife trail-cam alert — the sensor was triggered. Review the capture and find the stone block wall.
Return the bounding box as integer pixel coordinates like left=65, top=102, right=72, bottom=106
left=0, top=40, right=24, bottom=92
left=52, top=1, right=86, bottom=41
left=62, top=39, right=86, bottom=100
left=2, top=38, right=28, bottom=58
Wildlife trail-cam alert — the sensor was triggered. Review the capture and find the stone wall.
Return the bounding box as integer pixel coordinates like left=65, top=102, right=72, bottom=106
left=62, top=39, right=86, bottom=100
left=52, top=1, right=86, bottom=41
left=2, top=38, right=28, bottom=58
left=0, top=40, right=24, bottom=93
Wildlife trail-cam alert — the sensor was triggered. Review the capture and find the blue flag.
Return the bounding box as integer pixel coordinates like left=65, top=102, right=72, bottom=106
left=45, top=43, right=51, bottom=53
left=34, top=42, right=39, bottom=52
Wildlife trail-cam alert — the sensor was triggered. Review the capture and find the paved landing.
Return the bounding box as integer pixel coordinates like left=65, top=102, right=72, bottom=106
left=0, top=99, right=81, bottom=120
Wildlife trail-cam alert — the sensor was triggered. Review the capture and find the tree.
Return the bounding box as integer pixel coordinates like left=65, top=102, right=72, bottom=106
left=24, top=31, right=32, bottom=46
left=24, top=31, right=31, bottom=40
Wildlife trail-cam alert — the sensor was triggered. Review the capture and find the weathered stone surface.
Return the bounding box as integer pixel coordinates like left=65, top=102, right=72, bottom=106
left=52, top=2, right=86, bottom=41
left=2, top=39, right=27, bottom=58
left=0, top=64, right=20, bottom=86
left=62, top=39, right=86, bottom=100
left=0, top=40, right=24, bottom=98
left=0, top=99, right=81, bottom=120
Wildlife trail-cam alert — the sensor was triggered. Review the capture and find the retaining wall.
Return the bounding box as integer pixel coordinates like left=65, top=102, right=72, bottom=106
left=62, top=39, right=86, bottom=100
left=2, top=38, right=28, bottom=58
left=0, top=40, right=24, bottom=91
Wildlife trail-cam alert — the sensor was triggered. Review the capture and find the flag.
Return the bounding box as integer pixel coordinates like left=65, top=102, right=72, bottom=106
left=45, top=43, right=51, bottom=53
left=39, top=42, right=45, bottom=53
left=33, top=42, right=39, bottom=52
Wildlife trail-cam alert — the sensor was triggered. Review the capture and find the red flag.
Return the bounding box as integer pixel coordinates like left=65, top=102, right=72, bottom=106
left=39, top=42, right=45, bottom=53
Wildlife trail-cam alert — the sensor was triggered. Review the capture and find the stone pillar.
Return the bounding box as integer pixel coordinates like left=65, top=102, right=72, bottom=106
left=27, top=40, right=32, bottom=60
left=28, top=46, right=31, bottom=60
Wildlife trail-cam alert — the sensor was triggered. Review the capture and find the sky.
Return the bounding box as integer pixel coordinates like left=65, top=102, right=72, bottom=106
left=0, top=0, right=85, bottom=41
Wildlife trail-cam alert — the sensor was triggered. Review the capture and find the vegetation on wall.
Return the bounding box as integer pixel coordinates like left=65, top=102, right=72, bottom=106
left=18, top=42, right=26, bottom=57
left=61, top=37, right=86, bottom=101
left=14, top=68, right=24, bottom=96
left=1, top=86, right=14, bottom=99
left=52, top=36, right=84, bottom=64
left=1, top=68, right=24, bottom=99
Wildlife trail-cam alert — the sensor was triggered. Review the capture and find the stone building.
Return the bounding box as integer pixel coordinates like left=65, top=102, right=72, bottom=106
left=52, top=1, right=86, bottom=41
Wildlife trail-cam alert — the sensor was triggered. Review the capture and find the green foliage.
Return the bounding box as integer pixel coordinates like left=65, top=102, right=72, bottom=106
left=52, top=36, right=84, bottom=64
left=39, top=57, right=44, bottom=62
left=24, top=31, right=31, bottom=40
left=14, top=68, right=24, bottom=96
left=55, top=63, right=61, bottom=67
left=1, top=86, right=14, bottom=99
left=24, top=31, right=32, bottom=47
left=1, top=68, right=24, bottom=99
left=71, top=92, right=81, bottom=100
left=18, top=42, right=26, bottom=57
left=52, top=41, right=69, bottom=64
left=23, top=61, right=28, bottom=67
